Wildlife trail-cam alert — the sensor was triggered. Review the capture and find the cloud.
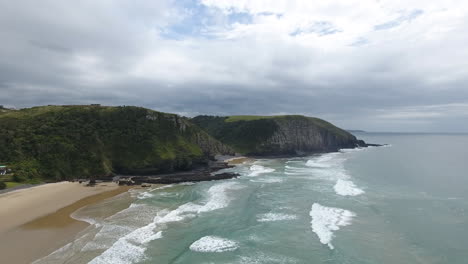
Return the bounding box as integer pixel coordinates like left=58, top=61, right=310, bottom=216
left=1, top=0, right=468, bottom=132
left=374, top=9, right=424, bottom=31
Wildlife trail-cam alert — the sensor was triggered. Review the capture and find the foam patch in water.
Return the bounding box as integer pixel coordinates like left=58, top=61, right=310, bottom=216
left=189, top=236, right=239, bottom=252
left=339, top=147, right=365, bottom=153
left=250, top=177, right=283, bottom=183
left=249, top=165, right=275, bottom=176
left=88, top=225, right=162, bottom=264
left=137, top=192, right=155, bottom=199
left=89, top=181, right=242, bottom=263
left=310, top=203, right=356, bottom=250
left=334, top=179, right=364, bottom=196
left=257, top=213, right=297, bottom=222
left=305, top=160, right=331, bottom=168
left=238, top=251, right=300, bottom=264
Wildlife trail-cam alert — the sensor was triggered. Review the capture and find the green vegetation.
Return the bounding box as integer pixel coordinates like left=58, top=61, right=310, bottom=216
left=192, top=114, right=358, bottom=155
left=0, top=182, right=5, bottom=190
left=225, top=115, right=280, bottom=122
left=5, top=182, right=23, bottom=189
left=0, top=105, right=229, bottom=183
left=0, top=105, right=357, bottom=184
left=192, top=116, right=279, bottom=154
left=227, top=115, right=351, bottom=138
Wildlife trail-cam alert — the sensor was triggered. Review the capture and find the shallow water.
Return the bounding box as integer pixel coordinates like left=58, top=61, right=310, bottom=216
left=36, top=133, right=468, bottom=264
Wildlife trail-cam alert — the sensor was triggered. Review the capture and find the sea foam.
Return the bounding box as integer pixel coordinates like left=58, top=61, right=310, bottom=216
left=89, top=181, right=241, bottom=263
left=250, top=178, right=283, bottom=183
left=249, top=165, right=275, bottom=176
left=333, top=179, right=364, bottom=196
left=257, top=213, right=297, bottom=222
left=88, top=228, right=162, bottom=264
left=310, top=203, right=356, bottom=250
left=339, top=147, right=365, bottom=153
left=137, top=192, right=155, bottom=199
left=189, top=236, right=239, bottom=252
left=305, top=159, right=332, bottom=168
left=298, top=151, right=366, bottom=197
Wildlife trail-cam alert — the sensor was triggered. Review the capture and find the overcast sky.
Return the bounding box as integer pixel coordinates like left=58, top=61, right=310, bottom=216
left=1, top=0, right=468, bottom=132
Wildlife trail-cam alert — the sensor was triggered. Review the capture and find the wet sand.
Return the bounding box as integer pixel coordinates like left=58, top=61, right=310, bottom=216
left=0, top=182, right=132, bottom=264
left=226, top=156, right=252, bottom=165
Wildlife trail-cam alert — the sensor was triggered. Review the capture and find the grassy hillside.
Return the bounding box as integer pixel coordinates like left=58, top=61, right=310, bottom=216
left=0, top=105, right=230, bottom=183
left=225, top=115, right=280, bottom=122
left=192, top=115, right=359, bottom=155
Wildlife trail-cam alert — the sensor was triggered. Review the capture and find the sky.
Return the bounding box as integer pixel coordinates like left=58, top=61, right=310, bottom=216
left=1, top=0, right=468, bottom=132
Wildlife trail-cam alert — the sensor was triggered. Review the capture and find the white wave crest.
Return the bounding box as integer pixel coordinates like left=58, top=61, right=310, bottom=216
left=339, top=147, right=365, bottom=153
left=305, top=153, right=343, bottom=168
left=249, top=177, right=283, bottom=183
left=310, top=203, right=356, bottom=250
left=70, top=214, right=99, bottom=225
left=305, top=160, right=331, bottom=168
left=257, top=213, right=297, bottom=222
left=249, top=165, right=275, bottom=176
left=333, top=179, right=364, bottom=196
left=88, top=228, right=162, bottom=264
left=189, top=236, right=239, bottom=252
left=137, top=192, right=155, bottom=199
left=89, top=181, right=241, bottom=263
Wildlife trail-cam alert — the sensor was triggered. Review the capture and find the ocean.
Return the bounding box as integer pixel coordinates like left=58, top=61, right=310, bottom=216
left=36, top=133, right=468, bottom=264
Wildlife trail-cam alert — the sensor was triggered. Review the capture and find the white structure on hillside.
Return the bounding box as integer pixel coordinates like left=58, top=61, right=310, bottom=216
left=0, top=166, right=7, bottom=175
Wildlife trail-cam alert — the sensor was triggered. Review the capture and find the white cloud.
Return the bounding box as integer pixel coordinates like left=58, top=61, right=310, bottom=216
left=1, top=0, right=468, bottom=131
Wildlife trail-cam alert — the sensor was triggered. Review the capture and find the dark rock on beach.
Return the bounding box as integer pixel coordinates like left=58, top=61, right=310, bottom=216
left=116, top=161, right=238, bottom=185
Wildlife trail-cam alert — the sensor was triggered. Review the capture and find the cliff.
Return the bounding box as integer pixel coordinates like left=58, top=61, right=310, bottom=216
left=0, top=105, right=233, bottom=182
left=191, top=115, right=366, bottom=155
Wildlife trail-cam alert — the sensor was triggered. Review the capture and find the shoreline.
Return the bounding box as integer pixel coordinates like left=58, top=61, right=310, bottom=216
left=225, top=156, right=251, bottom=165
left=0, top=158, right=250, bottom=263
left=0, top=182, right=133, bottom=264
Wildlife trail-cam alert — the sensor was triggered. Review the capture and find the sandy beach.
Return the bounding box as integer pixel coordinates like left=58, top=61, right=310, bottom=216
left=225, top=156, right=251, bottom=165
left=0, top=182, right=132, bottom=264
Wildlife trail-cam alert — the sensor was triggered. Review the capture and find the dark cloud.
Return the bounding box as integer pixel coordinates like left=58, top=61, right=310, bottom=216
left=1, top=1, right=468, bottom=132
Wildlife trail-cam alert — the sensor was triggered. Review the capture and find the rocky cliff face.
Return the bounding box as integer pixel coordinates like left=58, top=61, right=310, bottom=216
left=191, top=115, right=365, bottom=155
left=146, top=110, right=233, bottom=156
left=191, top=131, right=234, bottom=157
left=260, top=116, right=363, bottom=155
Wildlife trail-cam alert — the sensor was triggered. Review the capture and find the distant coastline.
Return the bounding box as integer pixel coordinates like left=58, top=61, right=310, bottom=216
left=346, top=129, right=366, bottom=133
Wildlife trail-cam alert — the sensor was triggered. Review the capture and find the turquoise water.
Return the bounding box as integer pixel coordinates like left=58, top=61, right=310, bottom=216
left=37, top=133, right=468, bottom=264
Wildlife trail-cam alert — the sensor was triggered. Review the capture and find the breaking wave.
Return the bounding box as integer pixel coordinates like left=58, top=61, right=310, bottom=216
left=310, top=203, right=356, bottom=250
left=249, top=165, right=275, bottom=177
left=334, top=179, right=364, bottom=196
left=189, top=236, right=239, bottom=253
left=89, top=181, right=242, bottom=263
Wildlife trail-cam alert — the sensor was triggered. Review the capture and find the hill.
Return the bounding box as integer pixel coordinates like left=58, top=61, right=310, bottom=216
left=0, top=105, right=232, bottom=183
left=191, top=115, right=366, bottom=155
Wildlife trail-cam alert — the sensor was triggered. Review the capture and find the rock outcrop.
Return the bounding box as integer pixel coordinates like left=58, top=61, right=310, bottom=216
left=192, top=115, right=367, bottom=156
left=261, top=116, right=364, bottom=155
